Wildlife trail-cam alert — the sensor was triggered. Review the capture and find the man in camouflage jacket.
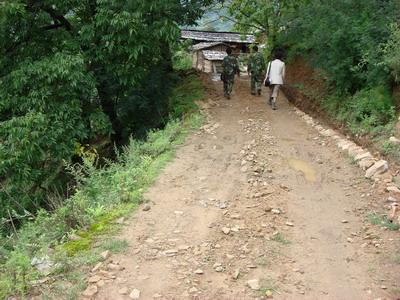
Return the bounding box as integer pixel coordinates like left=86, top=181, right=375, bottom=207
left=247, top=45, right=265, bottom=95
left=222, top=47, right=240, bottom=99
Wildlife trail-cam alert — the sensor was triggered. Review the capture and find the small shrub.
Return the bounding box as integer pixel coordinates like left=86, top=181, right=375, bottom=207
left=322, top=87, right=396, bottom=137
left=383, top=23, right=400, bottom=83
left=271, top=233, right=290, bottom=244
left=260, top=278, right=279, bottom=296
left=381, top=141, right=400, bottom=162
left=173, top=51, right=193, bottom=71
left=0, top=250, right=37, bottom=299
left=347, top=87, right=395, bottom=136
left=368, top=213, right=400, bottom=231
left=169, top=73, right=203, bottom=119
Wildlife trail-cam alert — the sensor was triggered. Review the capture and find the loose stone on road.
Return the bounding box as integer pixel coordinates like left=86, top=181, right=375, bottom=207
left=84, top=77, right=399, bottom=300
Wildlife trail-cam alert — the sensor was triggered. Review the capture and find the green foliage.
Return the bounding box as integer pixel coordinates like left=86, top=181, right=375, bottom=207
left=245, top=0, right=400, bottom=159
left=0, top=74, right=204, bottom=298
left=279, top=0, right=400, bottom=93
left=0, top=0, right=212, bottom=232
left=368, top=213, right=400, bottom=231
left=383, top=23, right=400, bottom=84
left=169, top=73, right=204, bottom=119
left=101, top=239, right=129, bottom=254
left=62, top=239, right=92, bottom=257
left=381, top=141, right=400, bottom=162
left=173, top=40, right=194, bottom=71
left=0, top=53, right=97, bottom=225
left=223, top=0, right=304, bottom=44
left=271, top=232, right=290, bottom=244
left=322, top=87, right=396, bottom=136
left=173, top=51, right=193, bottom=71
left=0, top=250, right=37, bottom=299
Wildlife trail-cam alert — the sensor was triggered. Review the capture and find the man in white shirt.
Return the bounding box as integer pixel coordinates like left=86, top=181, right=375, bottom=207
left=264, top=50, right=285, bottom=110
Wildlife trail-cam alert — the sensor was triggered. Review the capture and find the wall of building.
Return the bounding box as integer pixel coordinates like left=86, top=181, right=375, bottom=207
left=204, top=60, right=213, bottom=73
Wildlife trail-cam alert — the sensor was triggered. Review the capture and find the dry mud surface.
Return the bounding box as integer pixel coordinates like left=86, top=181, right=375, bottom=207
left=84, top=78, right=400, bottom=300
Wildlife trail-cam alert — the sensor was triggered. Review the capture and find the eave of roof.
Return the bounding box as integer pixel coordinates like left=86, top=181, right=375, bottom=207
left=182, top=29, right=255, bottom=44
left=191, top=42, right=226, bottom=51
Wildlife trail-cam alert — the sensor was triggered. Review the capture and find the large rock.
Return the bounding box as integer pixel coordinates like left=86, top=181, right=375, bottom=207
left=354, top=152, right=372, bottom=162
left=321, top=129, right=335, bottom=137
left=119, top=287, right=129, bottom=295
left=338, top=140, right=356, bottom=151
left=31, top=256, right=55, bottom=275
left=365, top=160, right=389, bottom=178
left=88, top=275, right=102, bottom=283
left=347, top=145, right=364, bottom=157
left=100, top=250, right=110, bottom=260
left=247, top=279, right=260, bottom=290
left=129, top=289, right=141, bottom=299
left=337, top=139, right=349, bottom=149
left=358, top=158, right=375, bottom=170
left=387, top=185, right=400, bottom=194
left=389, top=136, right=400, bottom=145
left=82, top=285, right=98, bottom=298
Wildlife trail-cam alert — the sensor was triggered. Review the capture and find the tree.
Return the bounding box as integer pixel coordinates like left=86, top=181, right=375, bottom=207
left=383, top=23, right=400, bottom=84
left=215, top=0, right=306, bottom=46
left=279, top=0, right=400, bottom=93
left=0, top=0, right=212, bottom=229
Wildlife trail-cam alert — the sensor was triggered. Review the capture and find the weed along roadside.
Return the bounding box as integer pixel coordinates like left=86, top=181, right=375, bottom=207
left=76, top=77, right=400, bottom=299
left=0, top=73, right=206, bottom=299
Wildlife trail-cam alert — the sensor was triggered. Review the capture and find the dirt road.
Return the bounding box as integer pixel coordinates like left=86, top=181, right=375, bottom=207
left=87, top=77, right=400, bottom=300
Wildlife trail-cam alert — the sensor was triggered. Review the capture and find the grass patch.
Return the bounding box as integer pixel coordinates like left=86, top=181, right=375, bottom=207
left=101, top=239, right=129, bottom=254
left=42, top=275, right=87, bottom=300
left=169, top=72, right=204, bottom=119
left=0, top=74, right=205, bottom=299
left=381, top=141, right=400, bottom=162
left=260, top=278, right=279, bottom=297
left=368, top=213, right=400, bottom=231
left=62, top=239, right=92, bottom=257
left=173, top=50, right=192, bottom=71
left=271, top=233, right=291, bottom=245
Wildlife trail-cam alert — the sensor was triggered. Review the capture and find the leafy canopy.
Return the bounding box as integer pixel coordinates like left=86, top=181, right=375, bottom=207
left=0, top=0, right=212, bottom=231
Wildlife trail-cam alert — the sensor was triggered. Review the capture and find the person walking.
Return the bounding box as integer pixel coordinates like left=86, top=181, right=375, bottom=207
left=247, top=45, right=265, bottom=96
left=264, top=49, right=285, bottom=110
left=222, top=47, right=240, bottom=99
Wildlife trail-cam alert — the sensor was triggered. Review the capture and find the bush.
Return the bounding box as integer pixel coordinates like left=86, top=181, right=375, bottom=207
left=0, top=0, right=212, bottom=234
left=169, top=73, right=204, bottom=119
left=279, top=0, right=400, bottom=94
left=383, top=23, right=400, bottom=84
left=173, top=51, right=193, bottom=71
left=0, top=53, right=102, bottom=228
left=0, top=74, right=204, bottom=298
left=322, top=86, right=396, bottom=136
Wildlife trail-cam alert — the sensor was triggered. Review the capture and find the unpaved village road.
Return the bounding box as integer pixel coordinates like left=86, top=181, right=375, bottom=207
left=85, top=77, right=400, bottom=300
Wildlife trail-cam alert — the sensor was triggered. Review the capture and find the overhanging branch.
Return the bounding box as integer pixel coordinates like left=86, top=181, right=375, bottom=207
left=41, top=6, right=73, bottom=32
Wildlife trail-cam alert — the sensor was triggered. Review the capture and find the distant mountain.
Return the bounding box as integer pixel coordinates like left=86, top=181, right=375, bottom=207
left=186, top=8, right=235, bottom=32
